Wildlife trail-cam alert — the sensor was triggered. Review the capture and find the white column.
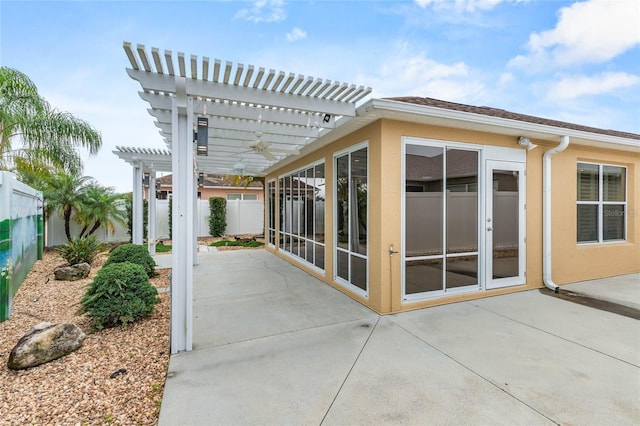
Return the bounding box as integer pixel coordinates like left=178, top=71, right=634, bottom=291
left=132, top=161, right=143, bottom=245
left=148, top=171, right=157, bottom=256
left=193, top=174, right=199, bottom=265
left=170, top=80, right=194, bottom=353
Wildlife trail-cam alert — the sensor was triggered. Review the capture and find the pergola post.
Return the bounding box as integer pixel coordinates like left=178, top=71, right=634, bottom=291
left=148, top=171, right=157, bottom=256
left=193, top=175, right=199, bottom=266
left=170, top=84, right=194, bottom=353
left=132, top=161, right=143, bottom=245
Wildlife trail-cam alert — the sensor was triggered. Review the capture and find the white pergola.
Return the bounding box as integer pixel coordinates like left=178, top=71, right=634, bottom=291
left=116, top=42, right=371, bottom=353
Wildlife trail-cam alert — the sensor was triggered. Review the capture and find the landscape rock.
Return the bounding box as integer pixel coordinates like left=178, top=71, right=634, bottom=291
left=54, top=263, right=90, bottom=281
left=7, top=322, right=85, bottom=370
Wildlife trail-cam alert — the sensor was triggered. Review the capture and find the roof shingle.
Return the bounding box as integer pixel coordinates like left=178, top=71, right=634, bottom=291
left=385, top=97, right=640, bottom=140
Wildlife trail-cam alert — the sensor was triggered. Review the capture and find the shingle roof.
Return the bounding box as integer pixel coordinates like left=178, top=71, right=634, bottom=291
left=385, top=97, right=640, bottom=140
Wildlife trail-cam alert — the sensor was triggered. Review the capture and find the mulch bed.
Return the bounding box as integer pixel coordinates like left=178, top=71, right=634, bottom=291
left=0, top=249, right=170, bottom=425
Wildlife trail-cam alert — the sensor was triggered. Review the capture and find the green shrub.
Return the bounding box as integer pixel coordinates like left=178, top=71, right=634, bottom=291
left=58, top=236, right=104, bottom=265
left=80, top=262, right=159, bottom=330
left=105, top=243, right=156, bottom=277
left=209, top=197, right=226, bottom=237
left=210, top=239, right=263, bottom=248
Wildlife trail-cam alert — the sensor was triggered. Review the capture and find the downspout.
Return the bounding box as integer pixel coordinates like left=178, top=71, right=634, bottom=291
left=542, top=135, right=570, bottom=292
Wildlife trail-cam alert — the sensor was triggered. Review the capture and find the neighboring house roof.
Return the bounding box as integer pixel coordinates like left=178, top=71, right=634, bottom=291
left=157, top=173, right=263, bottom=189
left=386, top=97, right=640, bottom=141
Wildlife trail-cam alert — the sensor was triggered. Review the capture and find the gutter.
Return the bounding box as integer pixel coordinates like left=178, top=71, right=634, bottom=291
left=542, top=135, right=570, bottom=292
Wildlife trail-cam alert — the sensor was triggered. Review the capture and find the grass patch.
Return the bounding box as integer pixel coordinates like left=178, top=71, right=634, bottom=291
left=210, top=240, right=264, bottom=248
left=155, top=244, right=172, bottom=253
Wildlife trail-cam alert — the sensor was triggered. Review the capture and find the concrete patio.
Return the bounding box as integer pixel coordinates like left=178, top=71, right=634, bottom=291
left=156, top=249, right=640, bottom=426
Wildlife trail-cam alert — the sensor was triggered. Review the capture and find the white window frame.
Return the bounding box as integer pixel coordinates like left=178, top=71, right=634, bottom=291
left=267, top=179, right=276, bottom=247
left=277, top=160, right=326, bottom=273
left=577, top=162, right=627, bottom=244
left=333, top=141, right=369, bottom=299
left=226, top=193, right=259, bottom=201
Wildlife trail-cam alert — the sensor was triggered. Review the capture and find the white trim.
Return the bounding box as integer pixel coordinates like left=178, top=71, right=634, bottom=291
left=333, top=141, right=369, bottom=299
left=364, top=99, right=639, bottom=151
left=485, top=160, right=527, bottom=290
left=576, top=161, right=628, bottom=244
left=276, top=160, right=327, bottom=272
left=401, top=137, right=482, bottom=301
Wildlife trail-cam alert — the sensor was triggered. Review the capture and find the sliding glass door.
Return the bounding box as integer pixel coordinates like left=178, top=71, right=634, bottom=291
left=403, top=142, right=479, bottom=299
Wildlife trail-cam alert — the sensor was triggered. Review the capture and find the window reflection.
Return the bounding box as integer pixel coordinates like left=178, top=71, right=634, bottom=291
left=404, top=144, right=479, bottom=295
left=335, top=146, right=368, bottom=293
left=273, top=162, right=326, bottom=271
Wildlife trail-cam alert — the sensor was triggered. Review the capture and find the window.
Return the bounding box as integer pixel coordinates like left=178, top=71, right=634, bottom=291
left=276, top=162, right=325, bottom=270
left=267, top=181, right=276, bottom=246
left=577, top=162, right=626, bottom=243
left=334, top=144, right=368, bottom=294
left=404, top=144, right=479, bottom=296
left=226, top=193, right=258, bottom=200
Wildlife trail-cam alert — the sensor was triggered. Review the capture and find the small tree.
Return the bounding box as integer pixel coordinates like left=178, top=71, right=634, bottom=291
left=74, top=184, right=127, bottom=238
left=209, top=197, right=226, bottom=237
left=1, top=67, right=101, bottom=174
left=40, top=170, right=92, bottom=241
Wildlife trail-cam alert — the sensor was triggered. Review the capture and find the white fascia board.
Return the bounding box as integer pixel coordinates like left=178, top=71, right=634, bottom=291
left=361, top=98, right=640, bottom=151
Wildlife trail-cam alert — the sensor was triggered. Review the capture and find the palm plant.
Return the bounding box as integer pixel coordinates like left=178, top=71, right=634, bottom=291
left=0, top=67, right=101, bottom=174
left=74, top=184, right=127, bottom=238
left=42, top=171, right=92, bottom=241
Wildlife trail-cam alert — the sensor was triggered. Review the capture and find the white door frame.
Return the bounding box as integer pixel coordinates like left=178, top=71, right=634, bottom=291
left=484, top=159, right=526, bottom=289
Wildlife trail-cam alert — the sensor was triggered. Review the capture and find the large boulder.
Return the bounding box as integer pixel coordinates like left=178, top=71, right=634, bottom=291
left=54, top=263, right=90, bottom=281
left=7, top=322, right=85, bottom=370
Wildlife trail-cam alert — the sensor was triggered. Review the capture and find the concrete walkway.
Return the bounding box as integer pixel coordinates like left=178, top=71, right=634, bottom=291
left=157, top=250, right=640, bottom=425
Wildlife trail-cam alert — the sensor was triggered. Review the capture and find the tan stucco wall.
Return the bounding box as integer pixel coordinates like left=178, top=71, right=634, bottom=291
left=144, top=186, right=264, bottom=200
left=550, top=146, right=639, bottom=283
left=266, top=118, right=639, bottom=314
left=198, top=187, right=264, bottom=201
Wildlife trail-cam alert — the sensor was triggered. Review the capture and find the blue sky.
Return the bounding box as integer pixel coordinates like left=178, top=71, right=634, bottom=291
left=1, top=0, right=639, bottom=192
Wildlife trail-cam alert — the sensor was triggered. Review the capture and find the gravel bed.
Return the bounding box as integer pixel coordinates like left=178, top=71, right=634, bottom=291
left=0, top=249, right=170, bottom=425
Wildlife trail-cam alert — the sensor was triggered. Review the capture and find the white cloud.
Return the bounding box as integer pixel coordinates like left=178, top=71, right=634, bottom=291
left=286, top=27, right=307, bottom=42
left=414, top=0, right=509, bottom=13
left=235, top=0, right=286, bottom=23
left=363, top=49, right=486, bottom=103
left=510, top=0, right=640, bottom=69
left=546, top=71, right=640, bottom=101
left=498, top=72, right=514, bottom=87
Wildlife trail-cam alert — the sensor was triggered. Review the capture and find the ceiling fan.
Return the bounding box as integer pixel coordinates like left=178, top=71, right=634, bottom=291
left=237, top=132, right=300, bottom=161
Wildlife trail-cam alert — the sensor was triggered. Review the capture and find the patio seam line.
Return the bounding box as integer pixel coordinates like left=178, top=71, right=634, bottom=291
left=471, top=301, right=640, bottom=368
left=191, top=314, right=380, bottom=352
left=319, top=316, right=381, bottom=426
left=386, top=314, right=559, bottom=425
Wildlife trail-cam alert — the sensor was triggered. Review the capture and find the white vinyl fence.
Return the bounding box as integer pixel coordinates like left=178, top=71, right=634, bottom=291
left=46, top=199, right=264, bottom=247
left=405, top=192, right=518, bottom=255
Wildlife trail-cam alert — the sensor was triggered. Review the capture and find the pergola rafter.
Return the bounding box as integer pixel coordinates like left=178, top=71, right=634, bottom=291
left=123, top=42, right=371, bottom=175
